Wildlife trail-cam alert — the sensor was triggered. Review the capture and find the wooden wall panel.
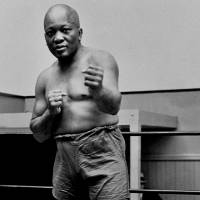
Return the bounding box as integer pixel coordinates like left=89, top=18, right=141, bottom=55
left=142, top=159, right=200, bottom=200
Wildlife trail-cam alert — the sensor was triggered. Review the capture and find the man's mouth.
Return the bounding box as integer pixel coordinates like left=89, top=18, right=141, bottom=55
left=55, top=45, right=67, bottom=51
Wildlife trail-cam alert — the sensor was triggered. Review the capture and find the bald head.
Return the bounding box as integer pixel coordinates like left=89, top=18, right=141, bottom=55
left=44, top=4, right=80, bottom=29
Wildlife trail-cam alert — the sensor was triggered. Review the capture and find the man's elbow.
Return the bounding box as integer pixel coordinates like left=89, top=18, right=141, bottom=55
left=108, top=94, right=121, bottom=115
left=32, top=131, right=50, bottom=143
left=110, top=103, right=120, bottom=115
left=29, top=123, right=49, bottom=143
left=114, top=93, right=121, bottom=114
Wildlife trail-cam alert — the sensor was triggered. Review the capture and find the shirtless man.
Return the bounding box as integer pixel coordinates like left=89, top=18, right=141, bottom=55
left=30, top=4, right=129, bottom=200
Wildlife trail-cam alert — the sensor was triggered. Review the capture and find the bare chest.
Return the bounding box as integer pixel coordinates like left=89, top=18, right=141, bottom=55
left=45, top=68, right=90, bottom=99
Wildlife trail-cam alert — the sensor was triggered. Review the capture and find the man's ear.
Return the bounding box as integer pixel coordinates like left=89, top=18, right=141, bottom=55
left=79, top=28, right=83, bottom=41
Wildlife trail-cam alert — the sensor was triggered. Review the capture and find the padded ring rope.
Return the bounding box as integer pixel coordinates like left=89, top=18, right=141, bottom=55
left=0, top=184, right=52, bottom=189
left=129, top=189, right=200, bottom=195
left=1, top=185, right=200, bottom=195
left=122, top=131, right=200, bottom=136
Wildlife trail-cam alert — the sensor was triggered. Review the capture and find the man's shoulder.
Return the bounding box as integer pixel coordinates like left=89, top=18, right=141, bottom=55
left=35, top=62, right=57, bottom=87
left=86, top=46, right=114, bottom=59
left=84, top=46, right=117, bottom=66
left=37, top=62, right=57, bottom=79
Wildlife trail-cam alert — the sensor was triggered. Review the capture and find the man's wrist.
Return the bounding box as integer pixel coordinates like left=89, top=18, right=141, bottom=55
left=48, top=105, right=62, bottom=116
left=90, top=86, right=103, bottom=99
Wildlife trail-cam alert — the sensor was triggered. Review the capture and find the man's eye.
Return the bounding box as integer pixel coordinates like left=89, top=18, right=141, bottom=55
left=46, top=31, right=55, bottom=37
left=62, top=28, right=71, bottom=34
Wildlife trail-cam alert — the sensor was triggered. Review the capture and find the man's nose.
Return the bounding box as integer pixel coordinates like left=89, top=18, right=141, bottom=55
left=54, top=31, right=64, bottom=43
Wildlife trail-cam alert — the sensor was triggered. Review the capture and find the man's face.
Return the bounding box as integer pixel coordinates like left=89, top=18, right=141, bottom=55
left=44, top=11, right=82, bottom=59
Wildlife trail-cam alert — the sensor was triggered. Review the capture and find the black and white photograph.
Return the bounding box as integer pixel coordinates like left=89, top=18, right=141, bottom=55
left=0, top=0, right=200, bottom=200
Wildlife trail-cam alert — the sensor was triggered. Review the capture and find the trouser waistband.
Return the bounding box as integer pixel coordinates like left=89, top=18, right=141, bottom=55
left=54, top=124, right=118, bottom=140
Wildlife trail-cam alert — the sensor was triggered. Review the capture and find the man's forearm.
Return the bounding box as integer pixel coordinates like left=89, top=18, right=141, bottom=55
left=30, top=109, right=54, bottom=143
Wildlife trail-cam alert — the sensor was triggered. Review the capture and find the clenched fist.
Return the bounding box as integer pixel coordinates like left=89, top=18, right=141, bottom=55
left=82, top=65, right=104, bottom=91
left=47, top=90, right=67, bottom=115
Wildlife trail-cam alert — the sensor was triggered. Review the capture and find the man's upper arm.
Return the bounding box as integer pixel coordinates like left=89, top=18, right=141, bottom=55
left=97, top=51, right=121, bottom=114
left=101, top=52, right=120, bottom=91
left=32, top=73, right=47, bottom=119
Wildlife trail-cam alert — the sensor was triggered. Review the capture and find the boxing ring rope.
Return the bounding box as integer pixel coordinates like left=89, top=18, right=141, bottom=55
left=1, top=184, right=200, bottom=195
left=122, top=131, right=200, bottom=136
left=0, top=184, right=52, bottom=190
left=129, top=189, right=200, bottom=195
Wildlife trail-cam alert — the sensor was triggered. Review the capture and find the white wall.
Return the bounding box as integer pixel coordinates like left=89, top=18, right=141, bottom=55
left=1, top=0, right=200, bottom=95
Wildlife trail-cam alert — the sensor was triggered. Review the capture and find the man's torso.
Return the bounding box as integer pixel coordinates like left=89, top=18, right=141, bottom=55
left=44, top=47, right=119, bottom=135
